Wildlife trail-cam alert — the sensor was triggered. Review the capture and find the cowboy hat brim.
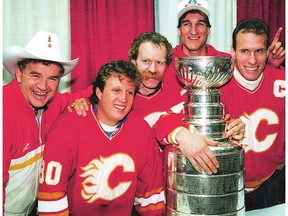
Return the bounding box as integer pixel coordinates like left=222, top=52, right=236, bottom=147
left=3, top=46, right=79, bottom=76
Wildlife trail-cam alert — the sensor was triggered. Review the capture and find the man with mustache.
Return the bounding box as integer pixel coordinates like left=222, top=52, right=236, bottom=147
left=71, top=32, right=245, bottom=176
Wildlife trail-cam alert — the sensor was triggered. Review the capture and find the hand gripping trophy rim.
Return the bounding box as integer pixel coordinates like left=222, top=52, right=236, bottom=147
left=175, top=56, right=233, bottom=89
left=174, top=56, right=234, bottom=142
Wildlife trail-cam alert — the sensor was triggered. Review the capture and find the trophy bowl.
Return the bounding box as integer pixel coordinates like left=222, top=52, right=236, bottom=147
left=175, top=56, right=233, bottom=89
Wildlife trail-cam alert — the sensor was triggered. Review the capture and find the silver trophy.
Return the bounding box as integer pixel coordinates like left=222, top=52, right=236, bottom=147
left=176, top=56, right=232, bottom=141
left=165, top=56, right=245, bottom=215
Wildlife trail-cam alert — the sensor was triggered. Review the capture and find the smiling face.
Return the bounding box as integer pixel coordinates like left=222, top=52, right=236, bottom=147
left=178, top=12, right=210, bottom=56
left=95, top=74, right=136, bottom=126
left=232, top=32, right=268, bottom=81
left=131, top=42, right=167, bottom=95
left=15, top=61, right=62, bottom=108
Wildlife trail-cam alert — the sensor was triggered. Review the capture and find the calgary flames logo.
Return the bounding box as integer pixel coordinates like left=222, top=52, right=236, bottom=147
left=80, top=153, right=135, bottom=203
left=240, top=109, right=279, bottom=153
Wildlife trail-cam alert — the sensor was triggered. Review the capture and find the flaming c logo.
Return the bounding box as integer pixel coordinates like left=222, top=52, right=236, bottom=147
left=240, top=109, right=279, bottom=152
left=80, top=153, right=135, bottom=203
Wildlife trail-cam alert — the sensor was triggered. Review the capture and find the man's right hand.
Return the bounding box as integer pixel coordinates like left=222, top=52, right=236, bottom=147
left=175, top=127, right=219, bottom=175
left=66, top=98, right=90, bottom=116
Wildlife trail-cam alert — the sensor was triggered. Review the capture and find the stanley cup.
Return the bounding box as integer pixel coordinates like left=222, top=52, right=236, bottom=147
left=175, top=56, right=233, bottom=141
left=165, top=56, right=245, bottom=215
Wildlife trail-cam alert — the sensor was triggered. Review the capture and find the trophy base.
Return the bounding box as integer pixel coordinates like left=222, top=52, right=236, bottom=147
left=164, top=144, right=245, bottom=215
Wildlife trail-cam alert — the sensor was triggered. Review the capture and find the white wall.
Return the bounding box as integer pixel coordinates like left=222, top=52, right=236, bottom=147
left=2, top=0, right=71, bottom=92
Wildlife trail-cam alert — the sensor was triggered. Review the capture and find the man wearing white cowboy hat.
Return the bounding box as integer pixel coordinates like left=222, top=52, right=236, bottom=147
left=2, top=31, right=84, bottom=215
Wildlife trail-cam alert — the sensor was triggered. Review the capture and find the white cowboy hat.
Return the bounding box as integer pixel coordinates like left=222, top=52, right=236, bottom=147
left=3, top=31, right=79, bottom=76
left=177, top=0, right=210, bottom=20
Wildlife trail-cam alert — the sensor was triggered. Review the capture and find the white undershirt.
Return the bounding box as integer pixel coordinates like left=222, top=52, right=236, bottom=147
left=234, top=68, right=263, bottom=91
left=99, top=122, right=117, bottom=133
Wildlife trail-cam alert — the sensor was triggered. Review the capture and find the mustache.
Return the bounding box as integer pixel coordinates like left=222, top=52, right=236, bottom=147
left=141, top=71, right=163, bottom=81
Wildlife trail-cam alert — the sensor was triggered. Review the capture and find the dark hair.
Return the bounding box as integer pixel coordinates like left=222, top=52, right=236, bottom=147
left=232, top=18, right=270, bottom=50
left=89, top=60, right=141, bottom=104
left=17, top=58, right=65, bottom=75
left=128, top=32, right=173, bottom=65
left=177, top=10, right=211, bottom=28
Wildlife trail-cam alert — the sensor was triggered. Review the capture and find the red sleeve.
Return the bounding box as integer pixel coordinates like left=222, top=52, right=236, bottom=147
left=69, top=85, right=93, bottom=103
left=3, top=113, right=12, bottom=209
left=154, top=112, right=187, bottom=144
left=58, top=85, right=93, bottom=110
left=134, top=125, right=165, bottom=215
left=38, top=113, right=78, bottom=215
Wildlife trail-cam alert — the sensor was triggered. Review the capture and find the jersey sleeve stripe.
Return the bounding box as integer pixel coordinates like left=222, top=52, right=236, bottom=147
left=38, top=195, right=68, bottom=213
left=136, top=186, right=164, bottom=198
left=38, top=191, right=66, bottom=200
left=135, top=202, right=165, bottom=214
left=134, top=190, right=165, bottom=207
left=245, top=174, right=271, bottom=192
left=9, top=146, right=44, bottom=170
left=38, top=210, right=69, bottom=216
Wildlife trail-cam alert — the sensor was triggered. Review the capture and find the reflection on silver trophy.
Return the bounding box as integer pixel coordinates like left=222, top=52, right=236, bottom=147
left=165, top=56, right=245, bottom=215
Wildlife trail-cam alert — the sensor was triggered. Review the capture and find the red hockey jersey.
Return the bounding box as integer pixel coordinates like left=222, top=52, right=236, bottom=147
left=38, top=106, right=165, bottom=216
left=220, top=65, right=285, bottom=192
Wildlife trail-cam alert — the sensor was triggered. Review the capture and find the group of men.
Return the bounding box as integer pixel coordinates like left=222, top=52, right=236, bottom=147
left=3, top=0, right=285, bottom=215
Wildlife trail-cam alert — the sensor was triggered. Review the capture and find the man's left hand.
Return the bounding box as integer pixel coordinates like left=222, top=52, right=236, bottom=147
left=267, top=27, right=285, bottom=68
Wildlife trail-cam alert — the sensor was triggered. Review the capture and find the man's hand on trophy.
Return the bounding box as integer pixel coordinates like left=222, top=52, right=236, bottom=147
left=175, top=128, right=219, bottom=175
left=67, top=98, right=90, bottom=116
left=222, top=114, right=245, bottom=141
